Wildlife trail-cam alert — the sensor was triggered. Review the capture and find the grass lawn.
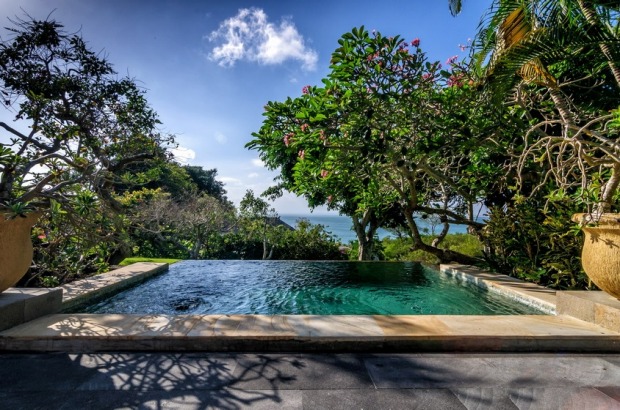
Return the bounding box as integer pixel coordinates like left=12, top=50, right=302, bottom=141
left=119, top=257, right=182, bottom=266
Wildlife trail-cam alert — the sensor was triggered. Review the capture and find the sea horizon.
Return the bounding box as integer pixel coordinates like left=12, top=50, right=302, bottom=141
left=279, top=213, right=470, bottom=244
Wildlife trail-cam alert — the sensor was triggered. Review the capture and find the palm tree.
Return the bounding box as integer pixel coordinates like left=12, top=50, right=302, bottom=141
left=469, top=0, right=620, bottom=214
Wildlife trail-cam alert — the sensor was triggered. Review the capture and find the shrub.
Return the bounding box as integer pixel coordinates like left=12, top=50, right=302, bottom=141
left=483, top=198, right=591, bottom=289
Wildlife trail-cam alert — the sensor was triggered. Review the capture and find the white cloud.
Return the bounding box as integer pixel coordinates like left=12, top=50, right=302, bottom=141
left=170, top=146, right=196, bottom=164
left=248, top=172, right=259, bottom=178
left=218, top=176, right=243, bottom=186
left=208, top=8, right=318, bottom=70
left=215, top=132, right=227, bottom=144
left=251, top=158, right=264, bottom=167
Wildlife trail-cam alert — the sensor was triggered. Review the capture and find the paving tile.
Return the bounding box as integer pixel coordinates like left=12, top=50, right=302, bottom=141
left=0, top=353, right=102, bottom=391
left=451, top=388, right=520, bottom=409
left=138, top=390, right=303, bottom=410
left=3, top=353, right=620, bottom=409
left=0, top=314, right=143, bottom=337
left=436, top=315, right=620, bottom=338
left=509, top=387, right=620, bottom=410
left=127, top=315, right=200, bottom=336
left=0, top=390, right=302, bottom=410
left=365, top=355, right=494, bottom=388
left=0, top=392, right=76, bottom=410
left=598, top=354, right=620, bottom=365
left=302, top=389, right=466, bottom=410
left=185, top=315, right=244, bottom=336
left=523, top=315, right=620, bottom=336
left=473, top=355, right=620, bottom=387
left=285, top=315, right=384, bottom=337
left=364, top=354, right=620, bottom=389
left=75, top=353, right=238, bottom=391
left=597, top=387, right=620, bottom=402
left=437, top=316, right=539, bottom=337
left=373, top=315, right=451, bottom=336
left=235, top=314, right=297, bottom=337
left=231, top=353, right=374, bottom=390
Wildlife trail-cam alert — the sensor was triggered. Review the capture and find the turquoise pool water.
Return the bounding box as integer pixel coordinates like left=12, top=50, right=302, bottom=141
left=82, top=261, right=543, bottom=315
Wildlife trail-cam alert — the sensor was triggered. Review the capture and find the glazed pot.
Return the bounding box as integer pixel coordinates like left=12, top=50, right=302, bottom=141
left=572, top=213, right=620, bottom=299
left=0, top=212, right=40, bottom=293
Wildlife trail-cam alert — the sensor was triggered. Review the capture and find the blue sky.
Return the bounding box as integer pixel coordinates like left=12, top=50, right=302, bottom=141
left=0, top=0, right=492, bottom=215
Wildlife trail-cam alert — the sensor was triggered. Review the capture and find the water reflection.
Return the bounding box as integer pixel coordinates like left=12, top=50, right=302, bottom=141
left=82, top=261, right=543, bottom=316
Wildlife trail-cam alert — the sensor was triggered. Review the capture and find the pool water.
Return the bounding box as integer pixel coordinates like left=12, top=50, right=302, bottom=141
left=82, top=261, right=544, bottom=315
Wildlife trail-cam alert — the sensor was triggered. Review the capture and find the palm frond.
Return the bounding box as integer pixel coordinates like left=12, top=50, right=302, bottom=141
left=473, top=0, right=620, bottom=102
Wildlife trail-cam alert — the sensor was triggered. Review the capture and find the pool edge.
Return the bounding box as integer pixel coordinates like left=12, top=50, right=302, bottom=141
left=1, top=313, right=618, bottom=353
left=439, top=264, right=557, bottom=315
left=60, top=262, right=169, bottom=312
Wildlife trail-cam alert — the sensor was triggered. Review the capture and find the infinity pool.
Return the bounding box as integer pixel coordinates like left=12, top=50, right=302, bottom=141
left=82, top=261, right=544, bottom=315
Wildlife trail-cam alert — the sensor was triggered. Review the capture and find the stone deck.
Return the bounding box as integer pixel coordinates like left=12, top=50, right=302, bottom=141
left=2, top=352, right=620, bottom=409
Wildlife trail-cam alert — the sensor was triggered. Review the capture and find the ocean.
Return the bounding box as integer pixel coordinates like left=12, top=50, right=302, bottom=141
left=279, top=214, right=469, bottom=244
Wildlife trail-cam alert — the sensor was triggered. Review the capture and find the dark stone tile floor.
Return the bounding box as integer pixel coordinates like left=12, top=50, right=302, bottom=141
left=1, top=353, right=619, bottom=409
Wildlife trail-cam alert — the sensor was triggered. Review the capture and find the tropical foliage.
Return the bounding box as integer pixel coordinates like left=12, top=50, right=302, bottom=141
left=249, top=27, right=509, bottom=263
left=249, top=0, right=620, bottom=287
left=0, top=18, right=173, bottom=213
left=474, top=0, right=620, bottom=216
left=4, top=2, right=620, bottom=291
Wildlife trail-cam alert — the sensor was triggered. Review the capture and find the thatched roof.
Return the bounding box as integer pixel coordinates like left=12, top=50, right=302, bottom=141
left=265, top=217, right=295, bottom=231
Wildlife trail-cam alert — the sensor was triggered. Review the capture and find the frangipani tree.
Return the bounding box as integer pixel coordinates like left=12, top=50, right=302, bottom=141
left=250, top=86, right=397, bottom=260
left=250, top=27, right=500, bottom=263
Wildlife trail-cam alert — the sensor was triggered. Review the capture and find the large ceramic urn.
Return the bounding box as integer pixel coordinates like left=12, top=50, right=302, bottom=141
left=572, top=213, right=620, bottom=299
left=0, top=212, right=40, bottom=293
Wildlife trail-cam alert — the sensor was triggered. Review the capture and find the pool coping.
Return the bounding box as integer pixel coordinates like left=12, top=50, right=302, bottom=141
left=439, top=264, right=557, bottom=315
left=60, top=262, right=169, bottom=311
left=1, top=261, right=619, bottom=353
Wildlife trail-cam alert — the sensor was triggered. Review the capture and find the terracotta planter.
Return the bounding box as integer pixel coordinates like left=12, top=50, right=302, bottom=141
left=0, top=212, right=41, bottom=293
left=572, top=213, right=620, bottom=299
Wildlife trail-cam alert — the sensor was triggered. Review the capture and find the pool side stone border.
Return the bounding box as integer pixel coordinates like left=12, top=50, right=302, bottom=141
left=60, top=262, right=169, bottom=312
left=558, top=291, right=620, bottom=332
left=0, top=313, right=619, bottom=352
left=440, top=264, right=557, bottom=315
left=0, top=288, right=62, bottom=331
left=2, top=262, right=620, bottom=352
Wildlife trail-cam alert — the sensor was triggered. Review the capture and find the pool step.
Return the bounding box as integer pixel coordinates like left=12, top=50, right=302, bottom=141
left=1, top=314, right=618, bottom=352
left=60, top=262, right=169, bottom=311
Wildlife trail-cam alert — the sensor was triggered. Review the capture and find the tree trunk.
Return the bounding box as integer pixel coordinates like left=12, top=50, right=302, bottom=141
left=431, top=193, right=450, bottom=247
left=597, top=163, right=620, bottom=215
left=262, top=237, right=270, bottom=260
left=352, top=214, right=378, bottom=260
left=415, top=240, right=481, bottom=265
left=107, top=243, right=131, bottom=266
left=578, top=0, right=620, bottom=89
left=357, top=237, right=375, bottom=261
left=405, top=208, right=479, bottom=265
left=431, top=216, right=450, bottom=248
left=548, top=87, right=575, bottom=133
left=267, top=246, right=274, bottom=260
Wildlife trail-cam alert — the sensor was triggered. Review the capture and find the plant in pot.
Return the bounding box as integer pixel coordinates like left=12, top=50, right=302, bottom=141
left=472, top=1, right=620, bottom=296
left=0, top=17, right=173, bottom=292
